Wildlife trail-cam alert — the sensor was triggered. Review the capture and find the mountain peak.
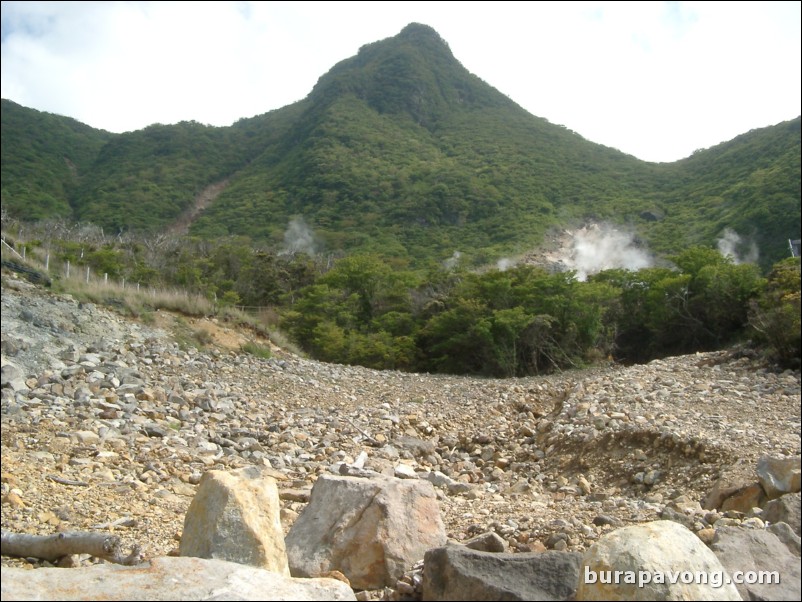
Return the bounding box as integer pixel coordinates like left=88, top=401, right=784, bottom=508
left=309, top=23, right=507, bottom=127
left=396, top=22, right=451, bottom=50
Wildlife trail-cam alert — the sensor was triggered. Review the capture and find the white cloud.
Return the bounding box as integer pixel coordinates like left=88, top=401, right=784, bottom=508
left=1, top=1, right=799, bottom=161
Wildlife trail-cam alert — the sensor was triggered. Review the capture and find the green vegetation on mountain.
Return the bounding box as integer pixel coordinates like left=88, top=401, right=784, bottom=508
left=648, top=118, right=801, bottom=264
left=72, top=121, right=242, bottom=231
left=2, top=23, right=799, bottom=272
left=8, top=222, right=797, bottom=371
left=0, top=99, right=112, bottom=219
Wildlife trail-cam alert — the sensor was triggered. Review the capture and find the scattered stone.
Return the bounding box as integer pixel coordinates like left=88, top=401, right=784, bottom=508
left=592, top=515, right=622, bottom=528
left=1, top=281, right=800, bottom=599
left=463, top=531, right=507, bottom=553
left=393, top=463, right=418, bottom=479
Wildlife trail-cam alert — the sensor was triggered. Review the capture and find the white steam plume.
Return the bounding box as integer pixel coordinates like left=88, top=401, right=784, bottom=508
left=443, top=251, right=462, bottom=269
left=497, top=258, right=515, bottom=271
left=282, top=217, right=317, bottom=256
left=717, top=228, right=758, bottom=264
left=564, top=224, right=653, bottom=280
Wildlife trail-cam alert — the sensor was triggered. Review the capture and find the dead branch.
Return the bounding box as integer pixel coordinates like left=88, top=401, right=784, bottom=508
left=90, top=517, right=137, bottom=530
left=343, top=416, right=380, bottom=446
left=0, top=531, right=143, bottom=565
left=46, top=474, right=89, bottom=487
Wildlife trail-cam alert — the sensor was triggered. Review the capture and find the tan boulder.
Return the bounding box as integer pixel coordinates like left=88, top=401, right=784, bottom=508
left=180, top=466, right=289, bottom=574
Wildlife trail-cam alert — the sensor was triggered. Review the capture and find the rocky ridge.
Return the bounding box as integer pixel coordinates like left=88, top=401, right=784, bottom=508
left=2, top=273, right=800, bottom=595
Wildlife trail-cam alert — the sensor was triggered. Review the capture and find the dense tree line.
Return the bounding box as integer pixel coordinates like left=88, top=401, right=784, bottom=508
left=10, top=222, right=799, bottom=373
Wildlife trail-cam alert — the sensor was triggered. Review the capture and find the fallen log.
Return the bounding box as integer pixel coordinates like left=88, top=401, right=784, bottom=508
left=0, top=531, right=143, bottom=565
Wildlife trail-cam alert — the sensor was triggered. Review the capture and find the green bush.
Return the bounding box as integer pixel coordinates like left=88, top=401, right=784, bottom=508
left=749, top=257, right=801, bottom=368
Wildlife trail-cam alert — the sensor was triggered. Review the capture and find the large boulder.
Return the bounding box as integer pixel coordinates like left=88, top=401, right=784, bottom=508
left=180, top=466, right=289, bottom=574
left=285, top=474, right=446, bottom=590
left=576, top=520, right=741, bottom=601
left=423, top=545, right=582, bottom=601
left=0, top=556, right=356, bottom=601
left=710, top=525, right=801, bottom=601
left=757, top=456, right=801, bottom=500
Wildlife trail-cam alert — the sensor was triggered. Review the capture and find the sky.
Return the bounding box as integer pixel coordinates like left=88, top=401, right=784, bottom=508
left=1, top=1, right=800, bottom=163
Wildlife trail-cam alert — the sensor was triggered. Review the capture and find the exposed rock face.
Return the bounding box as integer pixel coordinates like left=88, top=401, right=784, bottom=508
left=423, top=545, right=582, bottom=601
left=179, top=466, right=289, bottom=574
left=711, top=525, right=801, bottom=602
left=0, top=556, right=356, bottom=601
left=576, top=520, right=742, bottom=601
left=285, top=474, right=446, bottom=589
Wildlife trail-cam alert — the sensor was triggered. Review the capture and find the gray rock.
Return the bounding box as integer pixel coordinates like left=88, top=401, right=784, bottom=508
left=463, top=531, right=508, bottom=553
left=763, top=493, right=801, bottom=535
left=180, top=467, right=289, bottom=574
left=423, top=545, right=582, bottom=601
left=143, top=423, right=170, bottom=438
left=394, top=463, right=419, bottom=479
left=446, top=481, right=474, bottom=495
left=1, top=361, right=28, bottom=391
left=426, top=470, right=458, bottom=489
left=576, top=520, right=741, bottom=601
left=395, top=436, right=436, bottom=459
left=757, top=456, right=801, bottom=500
left=592, top=515, right=623, bottom=527
left=659, top=506, right=694, bottom=529
left=711, top=525, right=801, bottom=601
left=767, top=522, right=801, bottom=557
left=0, top=556, right=356, bottom=601
left=285, top=474, right=446, bottom=590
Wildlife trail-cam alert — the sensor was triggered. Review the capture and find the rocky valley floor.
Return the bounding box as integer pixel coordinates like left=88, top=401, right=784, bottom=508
left=1, top=273, right=800, bottom=595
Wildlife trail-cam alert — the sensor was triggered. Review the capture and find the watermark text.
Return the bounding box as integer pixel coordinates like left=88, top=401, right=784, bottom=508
left=584, top=566, right=780, bottom=589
